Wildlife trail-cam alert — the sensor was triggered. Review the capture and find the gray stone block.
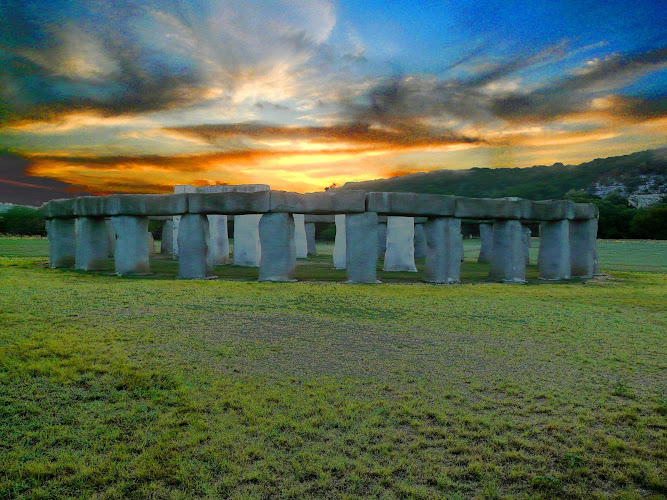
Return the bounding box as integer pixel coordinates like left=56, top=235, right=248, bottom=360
left=44, top=198, right=76, bottom=219
left=74, top=196, right=108, bottom=217
left=570, top=203, right=599, bottom=220
left=112, top=216, right=151, bottom=275
left=207, top=215, right=230, bottom=265
left=258, top=213, right=296, bottom=282
left=294, top=214, right=308, bottom=258
left=414, top=223, right=427, bottom=259
left=570, top=219, right=597, bottom=277
left=47, top=218, right=76, bottom=267
left=269, top=190, right=366, bottom=214
left=384, top=216, right=417, bottom=272
left=424, top=217, right=462, bottom=283
left=106, top=219, right=116, bottom=256
left=366, top=192, right=456, bottom=216
left=377, top=222, right=387, bottom=258
left=178, top=214, right=213, bottom=278
left=520, top=200, right=573, bottom=221
left=489, top=220, right=526, bottom=282
left=522, top=226, right=532, bottom=265
left=75, top=217, right=111, bottom=270
left=455, top=198, right=522, bottom=220
left=305, top=222, right=317, bottom=256
left=161, top=220, right=174, bottom=254
left=333, top=214, right=346, bottom=269
left=106, top=194, right=188, bottom=216
left=538, top=220, right=570, bottom=280
left=195, top=184, right=270, bottom=193
left=304, top=214, right=335, bottom=223
left=188, top=191, right=270, bottom=214
left=148, top=233, right=156, bottom=258
left=477, top=223, right=493, bottom=263
left=234, top=214, right=262, bottom=267
left=346, top=212, right=379, bottom=283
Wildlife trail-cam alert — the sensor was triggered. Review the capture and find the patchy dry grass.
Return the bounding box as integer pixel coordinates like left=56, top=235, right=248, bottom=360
left=0, top=238, right=665, bottom=498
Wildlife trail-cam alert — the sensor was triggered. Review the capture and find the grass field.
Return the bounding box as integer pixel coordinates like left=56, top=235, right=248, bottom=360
left=0, top=237, right=665, bottom=498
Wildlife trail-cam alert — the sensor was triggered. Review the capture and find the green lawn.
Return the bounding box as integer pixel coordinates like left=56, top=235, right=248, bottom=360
left=0, top=238, right=665, bottom=498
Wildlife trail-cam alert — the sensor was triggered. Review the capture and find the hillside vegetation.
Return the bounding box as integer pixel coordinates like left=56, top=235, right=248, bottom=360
left=340, top=148, right=666, bottom=200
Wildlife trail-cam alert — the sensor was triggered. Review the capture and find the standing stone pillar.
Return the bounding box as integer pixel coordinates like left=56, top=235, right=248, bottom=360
left=258, top=213, right=296, bottom=282
left=522, top=226, right=532, bottom=265
left=489, top=220, right=525, bottom=282
left=75, top=217, right=110, bottom=270
left=161, top=220, right=174, bottom=255
left=112, top=216, right=150, bottom=275
left=346, top=212, right=379, bottom=283
left=333, top=214, right=346, bottom=269
left=377, top=222, right=387, bottom=258
left=593, top=247, right=599, bottom=276
left=414, top=223, right=427, bottom=259
left=305, top=222, right=317, bottom=256
left=207, top=214, right=230, bottom=266
left=47, top=218, right=76, bottom=268
left=538, top=220, right=570, bottom=280
left=477, top=223, right=493, bottom=263
left=424, top=217, right=462, bottom=283
left=384, top=216, right=417, bottom=272
left=172, top=185, right=198, bottom=257
left=105, top=219, right=116, bottom=256
left=570, top=218, right=597, bottom=278
left=294, top=214, right=308, bottom=258
left=178, top=214, right=212, bottom=279
left=234, top=214, right=262, bottom=267
left=147, top=232, right=156, bottom=258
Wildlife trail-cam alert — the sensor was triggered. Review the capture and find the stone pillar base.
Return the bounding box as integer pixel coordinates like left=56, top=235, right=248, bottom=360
left=178, top=214, right=213, bottom=279
left=259, top=213, right=296, bottom=282
left=112, top=216, right=151, bottom=275
left=384, top=216, right=417, bottom=272
left=47, top=218, right=76, bottom=268
left=346, top=212, right=380, bottom=283
left=75, top=217, right=110, bottom=270
left=538, top=220, right=570, bottom=280
left=489, top=220, right=526, bottom=282
left=424, top=217, right=462, bottom=283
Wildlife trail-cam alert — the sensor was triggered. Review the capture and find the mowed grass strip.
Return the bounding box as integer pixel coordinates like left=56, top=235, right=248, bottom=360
left=0, top=239, right=665, bottom=498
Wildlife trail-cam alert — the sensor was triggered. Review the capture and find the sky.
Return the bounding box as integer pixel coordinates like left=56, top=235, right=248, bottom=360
left=0, top=0, right=666, bottom=202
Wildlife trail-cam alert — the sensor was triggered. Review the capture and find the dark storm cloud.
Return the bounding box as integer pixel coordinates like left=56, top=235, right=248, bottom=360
left=167, top=121, right=483, bottom=149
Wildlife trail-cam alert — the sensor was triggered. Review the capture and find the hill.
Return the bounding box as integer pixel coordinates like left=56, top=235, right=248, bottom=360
left=339, top=148, right=667, bottom=200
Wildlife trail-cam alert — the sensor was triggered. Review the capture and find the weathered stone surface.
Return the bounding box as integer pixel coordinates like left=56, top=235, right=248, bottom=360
left=424, top=217, right=462, bottom=283
left=570, top=218, right=597, bottom=277
left=538, top=220, right=570, bottom=280
left=346, top=212, right=379, bottom=283
left=367, top=192, right=456, bottom=216
left=521, top=200, right=573, bottom=221
left=74, top=217, right=110, bottom=270
left=172, top=186, right=198, bottom=256
left=455, top=197, right=522, bottom=220
left=160, top=220, right=173, bottom=254
left=377, top=222, right=387, bottom=258
left=44, top=198, right=75, bottom=219
left=106, top=194, right=188, bottom=216
left=570, top=203, right=599, bottom=220
left=384, top=216, right=417, bottom=272
left=414, top=223, right=427, bottom=259
left=188, top=191, right=270, bottom=214
left=74, top=196, right=107, bottom=217
left=47, top=218, right=76, bottom=268
left=305, top=222, right=317, bottom=256
left=522, top=226, right=531, bottom=265
left=294, top=214, right=308, bottom=258
left=178, top=214, right=212, bottom=278
left=258, top=213, right=296, bottom=282
left=333, top=214, right=346, bottom=269
left=112, top=216, right=150, bottom=275
left=234, top=214, right=262, bottom=267
left=148, top=233, right=156, bottom=258
left=196, top=184, right=270, bottom=193
left=489, top=220, right=525, bottom=282
left=207, top=215, right=229, bottom=265
left=304, top=214, right=335, bottom=223
left=106, top=219, right=116, bottom=256
left=270, top=190, right=366, bottom=214
left=477, top=223, right=493, bottom=263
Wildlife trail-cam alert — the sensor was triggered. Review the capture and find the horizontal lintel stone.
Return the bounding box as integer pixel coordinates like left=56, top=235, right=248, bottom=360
left=269, top=190, right=366, bottom=214
left=366, top=192, right=456, bottom=216
left=187, top=191, right=270, bottom=214
left=43, top=198, right=76, bottom=219
left=520, top=200, right=573, bottom=221
left=106, top=194, right=188, bottom=216
left=454, top=197, right=522, bottom=220
left=569, top=202, right=599, bottom=220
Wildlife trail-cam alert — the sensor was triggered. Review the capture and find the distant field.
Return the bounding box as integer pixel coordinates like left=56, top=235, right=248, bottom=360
left=0, top=237, right=665, bottom=498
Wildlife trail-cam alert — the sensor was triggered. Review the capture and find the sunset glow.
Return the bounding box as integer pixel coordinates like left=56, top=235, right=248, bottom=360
left=1, top=0, right=665, bottom=199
